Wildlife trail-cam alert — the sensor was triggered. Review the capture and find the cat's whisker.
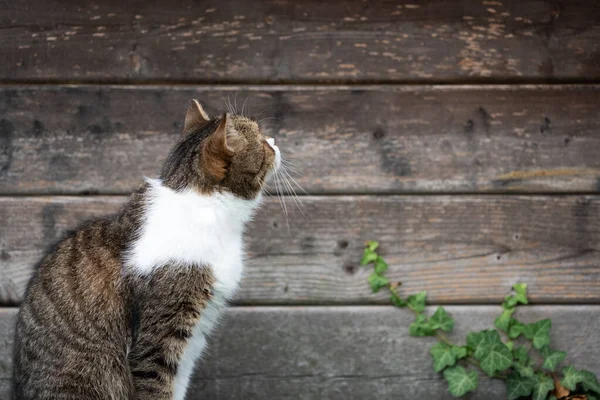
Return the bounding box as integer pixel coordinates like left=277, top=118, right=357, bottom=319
left=281, top=166, right=310, bottom=197
left=280, top=174, right=308, bottom=220
left=241, top=95, right=250, bottom=117
left=258, top=116, right=279, bottom=125
left=273, top=170, right=290, bottom=230
left=233, top=91, right=239, bottom=115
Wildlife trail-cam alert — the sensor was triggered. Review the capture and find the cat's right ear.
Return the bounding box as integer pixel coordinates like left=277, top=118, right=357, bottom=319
left=183, top=99, right=210, bottom=135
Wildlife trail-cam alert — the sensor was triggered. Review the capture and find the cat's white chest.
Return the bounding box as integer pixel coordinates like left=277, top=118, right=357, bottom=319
left=125, top=179, right=260, bottom=400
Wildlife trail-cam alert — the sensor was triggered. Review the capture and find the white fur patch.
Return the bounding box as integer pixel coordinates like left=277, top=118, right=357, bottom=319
left=125, top=179, right=262, bottom=399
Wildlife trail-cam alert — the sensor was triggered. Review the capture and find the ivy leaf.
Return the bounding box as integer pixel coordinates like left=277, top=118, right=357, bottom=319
left=390, top=291, right=407, bottom=308
left=429, top=344, right=468, bottom=373
left=540, top=347, right=566, bottom=372
left=368, top=273, right=389, bottom=293
left=467, top=330, right=502, bottom=359
left=589, top=395, right=599, bottom=400
left=503, top=294, right=519, bottom=309
left=581, top=370, right=600, bottom=393
left=360, top=249, right=378, bottom=265
left=532, top=373, right=554, bottom=400
left=507, top=372, right=536, bottom=400
left=430, top=342, right=458, bottom=372
left=429, top=307, right=455, bottom=332
left=366, top=240, right=379, bottom=252
left=512, top=283, right=528, bottom=305
left=561, top=365, right=587, bottom=391
left=409, top=314, right=435, bottom=337
left=407, top=291, right=427, bottom=313
left=478, top=343, right=513, bottom=377
left=512, top=346, right=535, bottom=378
left=513, top=346, right=529, bottom=364
left=523, top=319, right=551, bottom=350
left=452, top=346, right=469, bottom=361
left=443, top=365, right=478, bottom=397
left=495, top=308, right=515, bottom=332
left=508, top=319, right=526, bottom=339
left=513, top=361, right=535, bottom=378
left=374, top=256, right=388, bottom=274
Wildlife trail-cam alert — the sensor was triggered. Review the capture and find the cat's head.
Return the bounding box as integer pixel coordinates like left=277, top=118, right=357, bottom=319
left=160, top=100, right=281, bottom=199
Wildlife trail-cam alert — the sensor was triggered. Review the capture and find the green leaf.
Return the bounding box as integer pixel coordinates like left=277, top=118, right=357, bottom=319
left=366, top=240, right=379, bottom=252
left=429, top=307, right=454, bottom=332
left=390, top=291, right=407, bottom=308
left=409, top=314, right=435, bottom=337
left=513, top=346, right=529, bottom=364
left=495, top=308, right=515, bottom=332
left=508, top=319, right=526, bottom=339
left=506, top=372, right=536, bottom=400
left=513, top=362, right=535, bottom=378
left=443, top=365, right=478, bottom=397
left=512, top=283, right=528, bottom=305
left=532, top=373, right=554, bottom=400
left=430, top=342, right=458, bottom=372
left=374, top=256, right=388, bottom=274
left=468, top=331, right=512, bottom=376
left=452, top=346, right=469, bottom=361
left=478, top=343, right=513, bottom=377
left=407, top=291, right=427, bottom=313
left=548, top=396, right=558, bottom=400
left=540, top=347, right=566, bottom=372
left=505, top=341, right=515, bottom=351
left=360, top=249, right=378, bottom=265
left=588, top=395, right=598, bottom=400
left=503, top=294, right=519, bottom=309
left=467, top=330, right=502, bottom=359
left=368, top=273, right=389, bottom=293
left=523, top=319, right=551, bottom=350
left=581, top=370, right=600, bottom=393
left=561, top=365, right=587, bottom=391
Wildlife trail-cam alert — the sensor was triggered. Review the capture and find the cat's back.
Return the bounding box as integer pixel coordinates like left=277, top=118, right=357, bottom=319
left=13, top=218, right=134, bottom=399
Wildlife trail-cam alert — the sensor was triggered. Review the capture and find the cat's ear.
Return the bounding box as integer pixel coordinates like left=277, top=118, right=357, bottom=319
left=203, top=113, right=241, bottom=181
left=183, top=99, right=210, bottom=135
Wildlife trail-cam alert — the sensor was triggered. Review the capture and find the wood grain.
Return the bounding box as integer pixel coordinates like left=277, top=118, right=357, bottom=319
left=1, top=0, right=599, bottom=82
left=0, top=306, right=599, bottom=399
left=1, top=85, right=599, bottom=194
left=1, top=195, right=599, bottom=306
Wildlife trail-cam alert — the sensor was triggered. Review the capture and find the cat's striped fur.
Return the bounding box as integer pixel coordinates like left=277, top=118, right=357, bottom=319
left=13, top=100, right=280, bottom=400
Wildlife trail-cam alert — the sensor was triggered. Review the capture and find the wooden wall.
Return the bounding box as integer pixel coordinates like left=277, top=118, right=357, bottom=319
left=0, top=0, right=599, bottom=398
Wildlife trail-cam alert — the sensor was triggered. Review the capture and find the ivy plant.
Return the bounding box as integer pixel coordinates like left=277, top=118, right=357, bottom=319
left=361, top=241, right=600, bottom=400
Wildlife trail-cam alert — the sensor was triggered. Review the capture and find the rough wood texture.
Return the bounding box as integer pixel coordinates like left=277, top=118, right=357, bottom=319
left=1, top=195, right=598, bottom=306
left=0, top=306, right=599, bottom=399
left=1, top=85, right=599, bottom=195
left=1, top=0, right=599, bottom=82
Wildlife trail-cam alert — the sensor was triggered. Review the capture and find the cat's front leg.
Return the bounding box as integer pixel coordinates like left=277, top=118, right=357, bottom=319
left=128, top=266, right=215, bottom=400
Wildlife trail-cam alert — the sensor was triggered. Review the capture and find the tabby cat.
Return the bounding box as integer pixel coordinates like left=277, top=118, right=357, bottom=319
left=13, top=100, right=281, bottom=400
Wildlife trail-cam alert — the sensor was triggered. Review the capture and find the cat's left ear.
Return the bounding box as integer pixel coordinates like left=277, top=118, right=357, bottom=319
left=203, top=113, right=241, bottom=181
left=183, top=99, right=210, bottom=135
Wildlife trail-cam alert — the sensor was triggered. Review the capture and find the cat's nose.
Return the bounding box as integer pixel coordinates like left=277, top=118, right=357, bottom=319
left=266, top=137, right=275, bottom=146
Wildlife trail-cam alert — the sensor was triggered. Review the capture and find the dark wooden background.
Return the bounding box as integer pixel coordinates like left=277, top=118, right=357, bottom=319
left=0, top=0, right=599, bottom=398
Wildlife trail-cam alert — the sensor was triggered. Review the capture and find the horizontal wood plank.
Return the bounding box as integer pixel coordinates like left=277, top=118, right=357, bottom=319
left=1, top=0, right=600, bottom=82
left=1, top=85, right=600, bottom=194
left=0, top=306, right=599, bottom=398
left=1, top=195, right=599, bottom=306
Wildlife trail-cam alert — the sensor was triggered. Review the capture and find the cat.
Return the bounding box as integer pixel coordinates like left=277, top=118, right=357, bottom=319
left=13, top=99, right=281, bottom=400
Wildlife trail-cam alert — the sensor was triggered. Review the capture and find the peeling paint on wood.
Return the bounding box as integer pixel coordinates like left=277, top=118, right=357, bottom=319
left=0, top=0, right=599, bottom=82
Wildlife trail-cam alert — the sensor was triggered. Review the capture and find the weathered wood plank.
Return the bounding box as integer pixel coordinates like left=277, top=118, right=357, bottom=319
left=0, top=306, right=599, bottom=399
left=1, top=85, right=599, bottom=194
left=1, top=0, right=599, bottom=82
left=1, top=195, right=599, bottom=305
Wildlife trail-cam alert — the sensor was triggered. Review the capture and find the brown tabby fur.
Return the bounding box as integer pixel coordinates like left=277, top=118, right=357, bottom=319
left=13, top=101, right=276, bottom=399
